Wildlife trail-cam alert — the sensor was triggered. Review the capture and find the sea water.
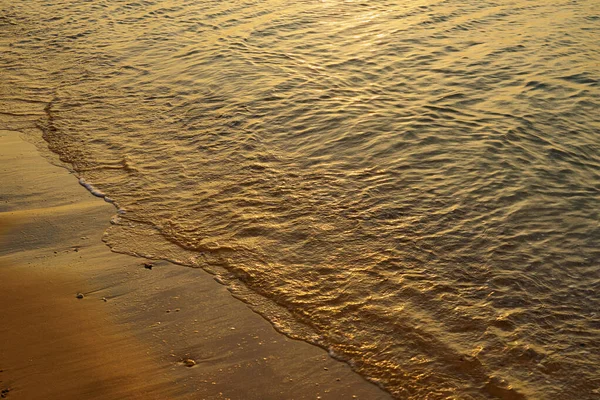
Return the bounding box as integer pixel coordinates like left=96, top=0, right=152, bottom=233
left=1, top=1, right=599, bottom=398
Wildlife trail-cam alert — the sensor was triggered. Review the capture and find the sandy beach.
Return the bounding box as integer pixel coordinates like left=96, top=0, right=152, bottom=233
left=3, top=0, right=599, bottom=397
left=0, top=128, right=391, bottom=399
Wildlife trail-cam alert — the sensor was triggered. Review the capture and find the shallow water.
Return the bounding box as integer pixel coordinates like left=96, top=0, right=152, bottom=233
left=1, top=0, right=599, bottom=398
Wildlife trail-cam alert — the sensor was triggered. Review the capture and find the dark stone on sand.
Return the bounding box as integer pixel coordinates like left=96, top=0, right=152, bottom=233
left=76, top=292, right=84, bottom=299
left=183, top=358, right=196, bottom=367
left=143, top=262, right=153, bottom=270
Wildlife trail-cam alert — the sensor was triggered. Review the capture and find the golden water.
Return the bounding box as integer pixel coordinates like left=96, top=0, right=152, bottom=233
left=1, top=0, right=599, bottom=398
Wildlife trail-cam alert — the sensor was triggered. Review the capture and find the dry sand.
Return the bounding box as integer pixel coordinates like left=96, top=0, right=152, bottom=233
left=0, top=128, right=392, bottom=400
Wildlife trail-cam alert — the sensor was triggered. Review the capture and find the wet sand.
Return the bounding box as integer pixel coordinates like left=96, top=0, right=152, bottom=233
left=0, top=128, right=392, bottom=400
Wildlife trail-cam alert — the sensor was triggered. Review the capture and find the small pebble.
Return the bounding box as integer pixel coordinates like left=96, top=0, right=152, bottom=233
left=76, top=293, right=84, bottom=299
left=101, top=297, right=107, bottom=302
left=144, top=262, right=153, bottom=270
left=183, top=359, right=196, bottom=367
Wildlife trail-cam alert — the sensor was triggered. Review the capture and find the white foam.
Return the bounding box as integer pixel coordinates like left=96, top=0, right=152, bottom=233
left=78, top=177, right=124, bottom=211
left=78, top=177, right=106, bottom=198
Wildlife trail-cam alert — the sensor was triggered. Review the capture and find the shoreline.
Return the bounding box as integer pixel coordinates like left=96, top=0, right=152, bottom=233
left=0, top=128, right=392, bottom=399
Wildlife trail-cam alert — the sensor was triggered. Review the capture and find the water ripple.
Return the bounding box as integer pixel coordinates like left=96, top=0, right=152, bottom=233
left=2, top=0, right=600, bottom=398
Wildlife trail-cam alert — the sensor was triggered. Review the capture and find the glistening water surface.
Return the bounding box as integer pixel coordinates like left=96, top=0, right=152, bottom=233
left=1, top=0, right=599, bottom=398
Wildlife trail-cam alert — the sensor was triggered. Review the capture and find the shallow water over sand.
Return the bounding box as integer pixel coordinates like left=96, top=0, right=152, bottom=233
left=1, top=0, right=599, bottom=398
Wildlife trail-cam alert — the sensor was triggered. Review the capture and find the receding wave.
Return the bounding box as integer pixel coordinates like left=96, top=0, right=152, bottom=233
left=2, top=0, right=599, bottom=398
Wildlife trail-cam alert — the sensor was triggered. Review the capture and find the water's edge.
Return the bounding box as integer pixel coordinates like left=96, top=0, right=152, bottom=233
left=34, top=107, right=396, bottom=397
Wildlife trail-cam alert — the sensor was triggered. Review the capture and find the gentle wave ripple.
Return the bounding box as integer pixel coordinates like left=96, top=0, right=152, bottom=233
left=2, top=0, right=599, bottom=398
